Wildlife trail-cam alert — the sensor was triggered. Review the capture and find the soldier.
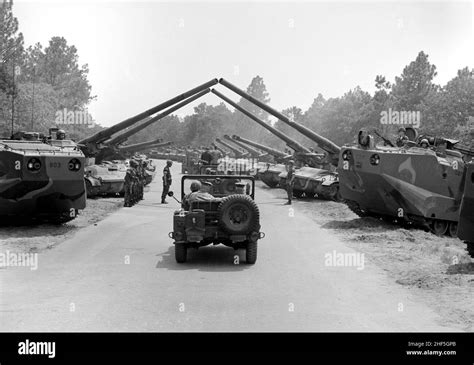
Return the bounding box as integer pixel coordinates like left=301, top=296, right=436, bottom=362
left=56, top=129, right=66, bottom=140
left=161, top=160, right=173, bottom=204
left=124, top=160, right=138, bottom=207
left=419, top=138, right=430, bottom=149
left=210, top=146, right=222, bottom=165
left=395, top=127, right=409, bottom=147
left=285, top=160, right=295, bottom=205
left=200, top=147, right=213, bottom=165
left=358, top=129, right=375, bottom=150
left=184, top=181, right=221, bottom=204
left=136, top=160, right=144, bottom=201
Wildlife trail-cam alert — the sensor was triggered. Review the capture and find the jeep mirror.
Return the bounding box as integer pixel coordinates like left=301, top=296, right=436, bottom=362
left=167, top=191, right=174, bottom=197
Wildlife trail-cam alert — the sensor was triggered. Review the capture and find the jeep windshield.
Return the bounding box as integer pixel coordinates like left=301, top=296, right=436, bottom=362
left=181, top=175, right=255, bottom=200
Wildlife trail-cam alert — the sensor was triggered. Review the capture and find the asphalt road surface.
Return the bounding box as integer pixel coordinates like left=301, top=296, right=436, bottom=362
left=0, top=160, right=459, bottom=331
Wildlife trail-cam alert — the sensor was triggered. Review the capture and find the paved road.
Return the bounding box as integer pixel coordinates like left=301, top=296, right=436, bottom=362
left=0, top=160, right=459, bottom=331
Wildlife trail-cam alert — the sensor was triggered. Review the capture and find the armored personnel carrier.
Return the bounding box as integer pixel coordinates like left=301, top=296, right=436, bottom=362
left=0, top=132, right=86, bottom=223
left=84, top=140, right=170, bottom=197
left=338, top=130, right=474, bottom=238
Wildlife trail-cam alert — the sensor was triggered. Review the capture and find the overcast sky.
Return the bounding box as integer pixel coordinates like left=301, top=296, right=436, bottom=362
left=13, top=0, right=474, bottom=127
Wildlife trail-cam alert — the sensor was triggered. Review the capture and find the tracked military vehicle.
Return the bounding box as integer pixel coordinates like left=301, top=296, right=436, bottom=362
left=0, top=132, right=86, bottom=223
left=231, top=135, right=287, bottom=164
left=84, top=141, right=170, bottom=197
left=168, top=175, right=264, bottom=264
left=212, top=85, right=340, bottom=200
left=338, top=130, right=474, bottom=238
left=79, top=79, right=217, bottom=198
left=79, top=79, right=217, bottom=163
left=229, top=135, right=291, bottom=186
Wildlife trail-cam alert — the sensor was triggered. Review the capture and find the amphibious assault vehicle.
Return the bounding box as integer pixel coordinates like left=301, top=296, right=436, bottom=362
left=0, top=132, right=86, bottom=223
left=338, top=130, right=474, bottom=239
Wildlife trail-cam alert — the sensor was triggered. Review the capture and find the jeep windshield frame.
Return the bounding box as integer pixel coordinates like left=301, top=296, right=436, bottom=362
left=181, top=174, right=255, bottom=201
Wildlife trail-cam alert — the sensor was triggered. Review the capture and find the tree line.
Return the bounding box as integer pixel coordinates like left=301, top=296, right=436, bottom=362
left=2, top=1, right=473, bottom=150
left=0, top=0, right=99, bottom=140
left=130, top=53, right=473, bottom=151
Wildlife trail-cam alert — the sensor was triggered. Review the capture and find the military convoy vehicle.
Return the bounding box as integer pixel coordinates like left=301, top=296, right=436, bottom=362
left=168, top=175, right=264, bottom=264
left=338, top=132, right=474, bottom=238
left=79, top=79, right=217, bottom=162
left=212, top=84, right=341, bottom=200
left=77, top=80, right=218, bottom=198
left=0, top=132, right=86, bottom=223
left=84, top=163, right=125, bottom=197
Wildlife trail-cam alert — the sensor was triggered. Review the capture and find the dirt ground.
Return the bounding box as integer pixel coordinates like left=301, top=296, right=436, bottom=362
left=266, top=184, right=474, bottom=332
left=0, top=197, right=123, bottom=254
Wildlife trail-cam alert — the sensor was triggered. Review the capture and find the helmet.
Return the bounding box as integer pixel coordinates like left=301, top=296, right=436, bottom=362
left=129, top=160, right=138, bottom=168
left=420, top=138, right=429, bottom=146
left=57, top=129, right=66, bottom=140
left=398, top=127, right=406, bottom=133
left=288, top=160, right=295, bottom=165
left=166, top=160, right=172, bottom=166
left=190, top=181, right=201, bottom=192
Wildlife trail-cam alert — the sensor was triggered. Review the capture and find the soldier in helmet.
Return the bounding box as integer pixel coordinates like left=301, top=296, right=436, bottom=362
left=395, top=127, right=409, bottom=147
left=161, top=160, right=173, bottom=204
left=56, top=129, right=66, bottom=140
left=419, top=138, right=430, bottom=149
left=124, top=160, right=138, bottom=207
left=358, top=129, right=375, bottom=150
left=136, top=160, right=145, bottom=201
left=184, top=180, right=221, bottom=205
left=285, top=160, right=295, bottom=205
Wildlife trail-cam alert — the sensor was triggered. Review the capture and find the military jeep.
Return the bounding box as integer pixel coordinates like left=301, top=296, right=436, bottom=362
left=168, top=175, right=264, bottom=264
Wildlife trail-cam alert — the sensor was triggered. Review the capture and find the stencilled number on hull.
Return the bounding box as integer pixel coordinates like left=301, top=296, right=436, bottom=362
left=15, top=160, right=21, bottom=170
left=342, top=161, right=349, bottom=170
left=69, top=208, right=76, bottom=218
left=452, top=161, right=458, bottom=170
left=50, top=162, right=61, bottom=168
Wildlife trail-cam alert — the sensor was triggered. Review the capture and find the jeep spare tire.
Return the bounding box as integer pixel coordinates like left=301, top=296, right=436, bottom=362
left=217, top=195, right=260, bottom=235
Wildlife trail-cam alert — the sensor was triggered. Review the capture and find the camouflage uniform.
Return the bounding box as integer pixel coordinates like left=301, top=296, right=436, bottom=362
left=161, top=160, right=173, bottom=204
left=124, top=161, right=138, bottom=207
left=285, top=161, right=295, bottom=205
left=396, top=135, right=409, bottom=147
left=137, top=161, right=145, bottom=201
left=396, top=127, right=409, bottom=147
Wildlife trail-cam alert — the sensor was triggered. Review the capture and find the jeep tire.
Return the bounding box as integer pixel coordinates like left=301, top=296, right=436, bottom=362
left=217, top=195, right=260, bottom=235
left=246, top=241, right=257, bottom=264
